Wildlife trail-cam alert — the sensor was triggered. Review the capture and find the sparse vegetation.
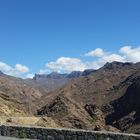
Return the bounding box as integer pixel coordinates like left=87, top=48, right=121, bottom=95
left=18, top=129, right=27, bottom=139
left=0, top=62, right=140, bottom=133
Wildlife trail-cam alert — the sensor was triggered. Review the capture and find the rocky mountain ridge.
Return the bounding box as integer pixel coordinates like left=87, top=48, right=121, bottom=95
left=36, top=62, right=140, bottom=133
left=25, top=69, right=95, bottom=94
left=0, top=62, right=140, bottom=134
left=33, top=69, right=95, bottom=80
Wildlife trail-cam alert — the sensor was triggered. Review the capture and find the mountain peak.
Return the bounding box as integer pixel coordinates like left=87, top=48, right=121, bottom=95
left=33, top=72, right=68, bottom=80
left=33, top=69, right=95, bottom=80
left=67, top=71, right=82, bottom=78
left=103, top=61, right=134, bottom=70
left=47, top=72, right=68, bottom=79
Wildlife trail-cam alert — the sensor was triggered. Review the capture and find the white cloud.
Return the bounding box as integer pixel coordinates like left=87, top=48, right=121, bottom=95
left=84, top=46, right=140, bottom=69
left=46, top=57, right=87, bottom=73
left=0, top=62, right=11, bottom=72
left=102, top=54, right=124, bottom=62
left=39, top=69, right=51, bottom=74
left=15, top=64, right=29, bottom=73
left=0, top=62, right=30, bottom=77
left=119, top=46, right=140, bottom=62
left=85, top=48, right=105, bottom=57
left=39, top=46, right=140, bottom=73
left=26, top=73, right=34, bottom=79
left=2, top=46, right=139, bottom=77
left=119, top=46, right=132, bottom=54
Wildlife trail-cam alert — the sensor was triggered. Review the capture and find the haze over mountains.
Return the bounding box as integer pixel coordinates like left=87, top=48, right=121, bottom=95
left=0, top=62, right=140, bottom=134
left=25, top=69, right=95, bottom=94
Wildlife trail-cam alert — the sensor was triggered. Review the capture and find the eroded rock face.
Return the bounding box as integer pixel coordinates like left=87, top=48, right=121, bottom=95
left=105, top=73, right=140, bottom=132
left=1, top=61, right=140, bottom=133
left=84, top=104, right=109, bottom=131
left=37, top=96, right=94, bottom=129
left=35, top=62, right=140, bottom=133
left=37, top=96, right=68, bottom=117
left=84, top=104, right=104, bottom=121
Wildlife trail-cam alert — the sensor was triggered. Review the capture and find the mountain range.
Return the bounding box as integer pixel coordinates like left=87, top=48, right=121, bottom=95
left=0, top=62, right=140, bottom=134
left=25, top=69, right=95, bottom=94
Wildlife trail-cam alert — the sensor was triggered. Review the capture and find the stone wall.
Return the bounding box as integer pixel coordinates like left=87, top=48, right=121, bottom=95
left=0, top=125, right=140, bottom=140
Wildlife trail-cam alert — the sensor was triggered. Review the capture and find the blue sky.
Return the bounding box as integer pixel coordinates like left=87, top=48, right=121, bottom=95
left=0, top=0, right=140, bottom=78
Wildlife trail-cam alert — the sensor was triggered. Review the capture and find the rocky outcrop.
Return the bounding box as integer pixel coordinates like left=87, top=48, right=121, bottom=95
left=37, top=96, right=97, bottom=129
left=1, top=61, right=140, bottom=134
left=105, top=72, right=140, bottom=133
left=36, top=62, right=140, bottom=133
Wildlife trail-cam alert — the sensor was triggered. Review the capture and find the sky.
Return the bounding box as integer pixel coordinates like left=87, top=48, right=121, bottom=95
left=0, top=0, right=140, bottom=78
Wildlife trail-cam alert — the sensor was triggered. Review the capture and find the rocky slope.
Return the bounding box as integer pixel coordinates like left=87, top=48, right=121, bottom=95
left=0, top=62, right=140, bottom=134
left=36, top=62, right=140, bottom=133
left=0, top=72, right=42, bottom=116
left=104, top=71, right=140, bottom=134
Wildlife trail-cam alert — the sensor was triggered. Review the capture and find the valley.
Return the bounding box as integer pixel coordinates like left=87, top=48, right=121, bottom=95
left=0, top=62, right=140, bottom=134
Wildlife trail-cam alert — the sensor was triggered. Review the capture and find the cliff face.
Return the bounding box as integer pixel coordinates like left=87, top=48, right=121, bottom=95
left=105, top=72, right=140, bottom=133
